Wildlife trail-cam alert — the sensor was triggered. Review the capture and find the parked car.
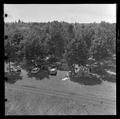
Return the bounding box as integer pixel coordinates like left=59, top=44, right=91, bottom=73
left=10, top=66, right=15, bottom=72
left=6, top=65, right=21, bottom=73
left=31, top=67, right=40, bottom=74
left=48, top=65, right=57, bottom=75
left=15, top=66, right=21, bottom=72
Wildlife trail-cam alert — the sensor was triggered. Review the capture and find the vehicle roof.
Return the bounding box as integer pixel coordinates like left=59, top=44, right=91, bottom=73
left=33, top=67, right=39, bottom=69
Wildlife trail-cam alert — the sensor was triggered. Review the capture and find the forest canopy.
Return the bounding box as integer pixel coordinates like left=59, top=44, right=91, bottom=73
left=4, top=21, right=116, bottom=68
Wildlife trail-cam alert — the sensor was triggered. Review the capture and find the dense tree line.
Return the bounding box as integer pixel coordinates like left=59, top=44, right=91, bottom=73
left=4, top=21, right=116, bottom=70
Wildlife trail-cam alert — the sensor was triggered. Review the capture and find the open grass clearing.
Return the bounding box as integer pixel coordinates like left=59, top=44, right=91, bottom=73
left=5, top=84, right=116, bottom=115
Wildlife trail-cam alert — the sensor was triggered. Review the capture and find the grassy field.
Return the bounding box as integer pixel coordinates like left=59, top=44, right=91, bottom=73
left=5, top=88, right=89, bottom=115
left=5, top=85, right=116, bottom=115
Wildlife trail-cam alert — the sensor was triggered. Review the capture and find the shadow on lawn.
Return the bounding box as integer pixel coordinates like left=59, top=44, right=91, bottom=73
left=70, top=75, right=102, bottom=86
left=91, top=68, right=116, bottom=83
left=27, top=70, right=49, bottom=80
left=101, top=73, right=116, bottom=83
left=5, top=72, right=22, bottom=84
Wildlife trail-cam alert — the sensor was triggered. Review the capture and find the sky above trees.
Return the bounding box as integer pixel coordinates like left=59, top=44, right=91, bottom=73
left=4, top=4, right=116, bottom=23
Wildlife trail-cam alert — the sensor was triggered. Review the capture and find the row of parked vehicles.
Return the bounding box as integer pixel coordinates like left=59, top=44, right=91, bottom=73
left=6, top=65, right=21, bottom=73
left=31, top=64, right=57, bottom=75
left=6, top=63, right=57, bottom=76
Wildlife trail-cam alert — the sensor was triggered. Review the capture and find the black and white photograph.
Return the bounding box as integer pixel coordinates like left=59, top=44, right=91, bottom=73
left=4, top=4, right=116, bottom=115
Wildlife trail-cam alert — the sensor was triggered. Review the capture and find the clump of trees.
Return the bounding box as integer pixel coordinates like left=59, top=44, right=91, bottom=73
left=4, top=21, right=116, bottom=72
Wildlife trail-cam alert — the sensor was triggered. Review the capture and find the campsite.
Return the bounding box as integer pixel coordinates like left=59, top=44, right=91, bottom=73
left=4, top=4, right=116, bottom=115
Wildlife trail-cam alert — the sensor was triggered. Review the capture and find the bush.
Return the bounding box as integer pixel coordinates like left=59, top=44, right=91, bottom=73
left=91, top=65, right=106, bottom=75
left=5, top=72, right=22, bottom=84
left=70, top=74, right=102, bottom=85
left=101, top=72, right=116, bottom=82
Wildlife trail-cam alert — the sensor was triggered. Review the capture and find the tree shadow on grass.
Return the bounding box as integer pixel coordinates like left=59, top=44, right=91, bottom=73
left=91, top=68, right=116, bottom=83
left=5, top=72, right=22, bottom=84
left=27, top=70, right=49, bottom=80
left=101, top=73, right=116, bottom=83
left=92, top=67, right=116, bottom=83
left=70, top=75, right=102, bottom=86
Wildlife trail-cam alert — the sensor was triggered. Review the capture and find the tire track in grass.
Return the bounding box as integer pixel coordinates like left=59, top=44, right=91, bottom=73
left=5, top=84, right=116, bottom=108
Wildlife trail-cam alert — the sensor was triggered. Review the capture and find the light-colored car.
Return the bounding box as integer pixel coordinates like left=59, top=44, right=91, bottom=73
left=15, top=66, right=21, bottom=72
left=49, top=66, right=57, bottom=75
left=6, top=65, right=18, bottom=72
left=31, top=67, right=40, bottom=74
left=10, top=66, right=21, bottom=72
left=10, top=66, right=15, bottom=72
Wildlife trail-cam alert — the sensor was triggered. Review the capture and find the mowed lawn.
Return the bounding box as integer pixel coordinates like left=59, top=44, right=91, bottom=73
left=5, top=84, right=116, bottom=115
left=5, top=88, right=90, bottom=115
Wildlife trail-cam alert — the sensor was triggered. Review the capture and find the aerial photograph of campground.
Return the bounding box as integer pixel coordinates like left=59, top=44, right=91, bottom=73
left=4, top=4, right=116, bottom=115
